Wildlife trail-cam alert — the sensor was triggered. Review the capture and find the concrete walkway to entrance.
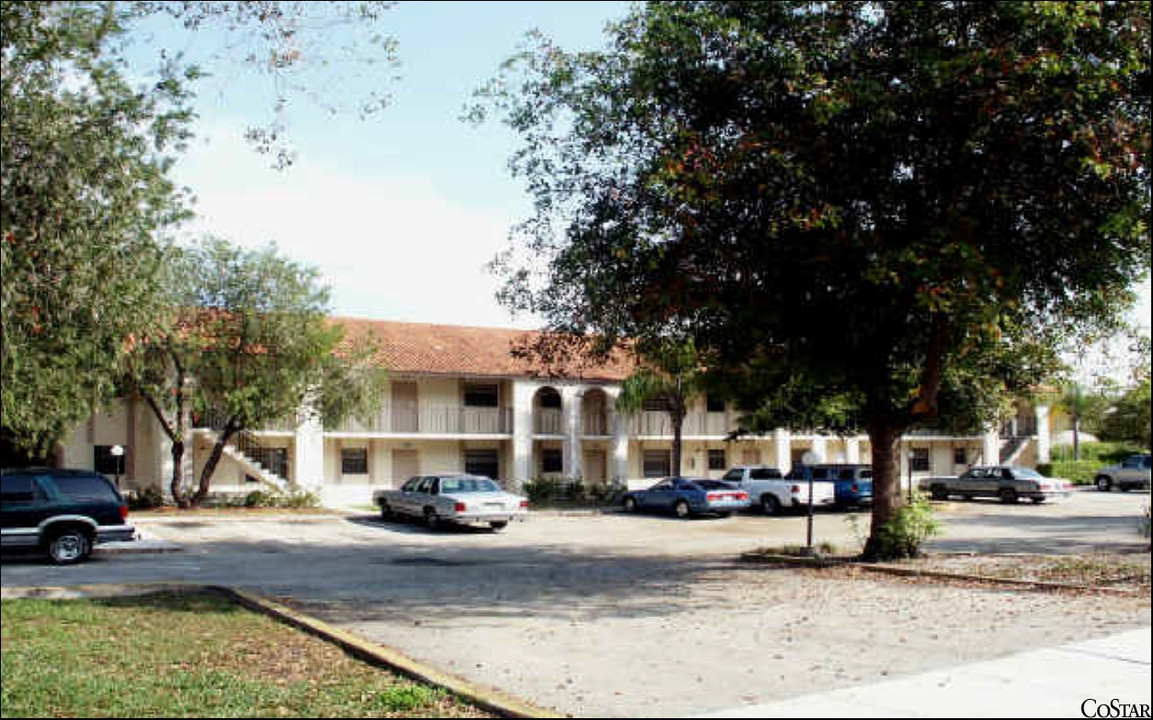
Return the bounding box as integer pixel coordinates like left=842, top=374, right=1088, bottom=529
left=697, top=628, right=1151, bottom=718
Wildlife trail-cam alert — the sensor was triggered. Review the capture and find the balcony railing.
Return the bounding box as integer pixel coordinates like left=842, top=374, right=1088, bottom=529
left=534, top=408, right=564, bottom=435
left=631, top=412, right=734, bottom=437
left=581, top=412, right=613, bottom=436
left=330, top=405, right=513, bottom=435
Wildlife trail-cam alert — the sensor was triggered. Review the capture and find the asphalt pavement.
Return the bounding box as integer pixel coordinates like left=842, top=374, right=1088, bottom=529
left=4, top=489, right=1150, bottom=718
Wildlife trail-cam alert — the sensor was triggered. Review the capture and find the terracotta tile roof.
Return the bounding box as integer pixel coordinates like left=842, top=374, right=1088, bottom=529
left=331, top=317, right=635, bottom=382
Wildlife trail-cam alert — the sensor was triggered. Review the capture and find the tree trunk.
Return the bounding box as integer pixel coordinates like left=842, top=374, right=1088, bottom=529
left=862, top=420, right=905, bottom=560
left=192, top=422, right=236, bottom=507
left=670, top=403, right=687, bottom=477
left=1073, top=415, right=1080, bottom=461
left=169, top=439, right=188, bottom=508
left=143, top=390, right=190, bottom=508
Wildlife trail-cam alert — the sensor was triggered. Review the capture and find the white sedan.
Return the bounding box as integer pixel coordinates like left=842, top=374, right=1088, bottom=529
left=373, top=474, right=529, bottom=531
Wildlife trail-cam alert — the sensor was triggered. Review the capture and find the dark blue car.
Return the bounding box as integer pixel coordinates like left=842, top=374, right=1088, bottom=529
left=622, top=477, right=751, bottom=518
left=787, top=464, right=873, bottom=508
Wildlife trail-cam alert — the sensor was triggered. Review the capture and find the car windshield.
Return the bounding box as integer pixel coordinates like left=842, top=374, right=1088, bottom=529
left=439, top=477, right=500, bottom=493
left=1011, top=467, right=1044, bottom=479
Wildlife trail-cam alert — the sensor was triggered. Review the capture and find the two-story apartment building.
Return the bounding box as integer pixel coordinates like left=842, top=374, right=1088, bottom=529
left=59, top=319, right=1058, bottom=506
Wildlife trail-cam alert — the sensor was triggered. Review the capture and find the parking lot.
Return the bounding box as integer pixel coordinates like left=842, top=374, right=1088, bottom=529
left=2, top=488, right=1150, bottom=717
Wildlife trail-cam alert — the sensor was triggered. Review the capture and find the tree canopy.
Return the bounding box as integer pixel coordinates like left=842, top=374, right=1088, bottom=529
left=2, top=1, right=397, bottom=462
left=1, top=1, right=191, bottom=461
left=479, top=1, right=1151, bottom=558
left=127, top=237, right=386, bottom=506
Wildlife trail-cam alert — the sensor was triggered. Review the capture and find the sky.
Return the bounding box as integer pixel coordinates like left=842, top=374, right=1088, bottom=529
left=152, top=1, right=1149, bottom=367
left=162, top=1, right=633, bottom=331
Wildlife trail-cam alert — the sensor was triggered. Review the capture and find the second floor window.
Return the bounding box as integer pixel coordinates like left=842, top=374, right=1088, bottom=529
left=464, top=383, right=499, bottom=407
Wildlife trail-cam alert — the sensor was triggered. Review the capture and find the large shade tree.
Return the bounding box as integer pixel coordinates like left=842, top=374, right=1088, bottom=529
left=1, top=2, right=190, bottom=462
left=125, top=238, right=387, bottom=507
left=477, top=1, right=1150, bottom=558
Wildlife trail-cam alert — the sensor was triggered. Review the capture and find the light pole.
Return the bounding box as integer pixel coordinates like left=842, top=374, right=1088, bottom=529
left=111, top=444, right=124, bottom=490
left=801, top=450, right=820, bottom=554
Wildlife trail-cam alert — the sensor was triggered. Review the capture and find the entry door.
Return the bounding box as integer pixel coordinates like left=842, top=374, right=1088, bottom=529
left=583, top=450, right=606, bottom=485
left=391, top=450, right=419, bottom=490
left=391, top=382, right=419, bottom=432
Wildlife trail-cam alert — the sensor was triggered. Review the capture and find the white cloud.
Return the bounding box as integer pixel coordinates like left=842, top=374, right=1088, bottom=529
left=170, top=129, right=538, bottom=329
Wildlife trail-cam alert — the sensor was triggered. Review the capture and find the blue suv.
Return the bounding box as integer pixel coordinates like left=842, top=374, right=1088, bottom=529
left=788, top=463, right=874, bottom=508
left=1, top=468, right=135, bottom=564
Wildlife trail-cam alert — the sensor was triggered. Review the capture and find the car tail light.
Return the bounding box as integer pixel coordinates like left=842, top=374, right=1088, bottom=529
left=851, top=484, right=858, bottom=493
left=519, top=499, right=529, bottom=509
left=791, top=485, right=800, bottom=494
left=454, top=502, right=467, bottom=513
left=737, top=492, right=748, bottom=501
left=119, top=504, right=129, bottom=522
left=707, top=493, right=720, bottom=501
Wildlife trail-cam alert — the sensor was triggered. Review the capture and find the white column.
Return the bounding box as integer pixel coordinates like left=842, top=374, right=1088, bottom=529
left=774, top=428, right=792, bottom=473
left=846, top=436, right=861, bottom=464
left=512, top=380, right=536, bottom=486
left=294, top=411, right=324, bottom=491
left=606, top=387, right=628, bottom=483
left=811, top=435, right=828, bottom=463
left=983, top=423, right=1000, bottom=465
left=561, top=385, right=582, bottom=479
left=1035, top=404, right=1051, bottom=463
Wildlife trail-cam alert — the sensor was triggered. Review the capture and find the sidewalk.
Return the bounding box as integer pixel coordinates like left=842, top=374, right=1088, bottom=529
left=696, top=628, right=1151, bottom=718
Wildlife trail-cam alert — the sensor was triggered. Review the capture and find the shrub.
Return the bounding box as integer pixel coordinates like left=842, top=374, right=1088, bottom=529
left=520, top=478, right=558, bottom=505
left=126, top=485, right=165, bottom=510
left=873, top=494, right=941, bottom=560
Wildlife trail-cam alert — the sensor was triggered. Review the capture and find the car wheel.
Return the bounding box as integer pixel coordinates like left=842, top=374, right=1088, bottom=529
left=424, top=509, right=441, bottom=530
left=999, top=488, right=1018, bottom=504
left=930, top=485, right=949, bottom=501
left=1096, top=476, right=1112, bottom=492
left=761, top=494, right=781, bottom=516
left=623, top=496, right=638, bottom=513
left=46, top=527, right=91, bottom=565
left=674, top=500, right=691, bottom=519
left=489, top=521, right=508, bottom=532
left=379, top=502, right=393, bottom=520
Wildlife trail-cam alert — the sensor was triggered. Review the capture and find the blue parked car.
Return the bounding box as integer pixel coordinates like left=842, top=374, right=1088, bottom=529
left=622, top=477, right=751, bottom=518
left=787, top=464, right=873, bottom=508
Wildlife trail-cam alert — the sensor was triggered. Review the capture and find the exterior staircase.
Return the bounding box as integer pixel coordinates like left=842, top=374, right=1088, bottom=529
left=192, top=425, right=290, bottom=493
left=999, top=435, right=1032, bottom=465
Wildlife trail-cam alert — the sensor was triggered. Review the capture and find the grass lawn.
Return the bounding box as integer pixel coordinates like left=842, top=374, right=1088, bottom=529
left=0, top=591, right=491, bottom=718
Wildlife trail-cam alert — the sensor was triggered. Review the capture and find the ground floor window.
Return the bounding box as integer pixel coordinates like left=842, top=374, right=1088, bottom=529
left=643, top=450, right=670, bottom=478
left=953, top=447, right=968, bottom=465
left=341, top=447, right=368, bottom=475
left=540, top=448, right=563, bottom=474
left=911, top=447, right=930, bottom=472
left=465, top=449, right=500, bottom=480
left=708, top=448, right=726, bottom=471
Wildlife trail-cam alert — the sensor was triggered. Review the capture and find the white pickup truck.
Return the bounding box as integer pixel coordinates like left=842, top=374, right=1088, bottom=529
left=720, top=466, right=837, bottom=515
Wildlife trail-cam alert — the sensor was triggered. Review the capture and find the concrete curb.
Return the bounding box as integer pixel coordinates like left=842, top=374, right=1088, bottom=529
left=739, top=552, right=1149, bottom=596
left=1, top=583, right=564, bottom=719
